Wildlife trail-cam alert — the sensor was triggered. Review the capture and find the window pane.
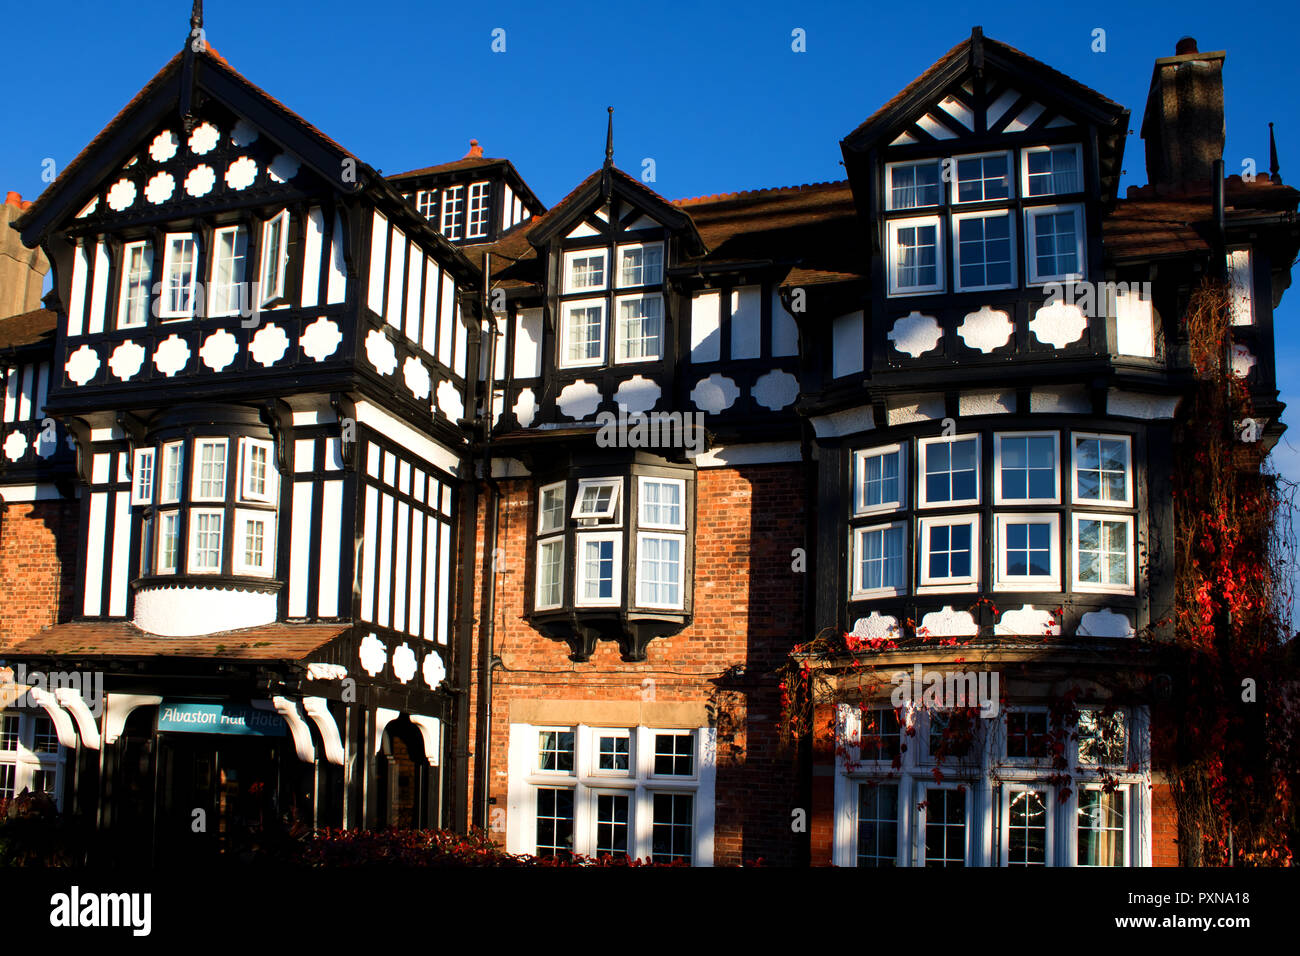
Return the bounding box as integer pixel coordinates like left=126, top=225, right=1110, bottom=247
left=641, top=480, right=682, bottom=527
left=581, top=539, right=615, bottom=600
left=198, top=442, right=227, bottom=499
left=618, top=296, right=662, bottom=360
left=859, top=525, right=904, bottom=592
left=536, top=787, right=574, bottom=858
left=1007, top=788, right=1049, bottom=866
left=653, top=733, right=693, bottom=775
left=0, top=715, right=18, bottom=750
left=639, top=535, right=681, bottom=606
left=957, top=214, right=1011, bottom=287
left=595, top=793, right=630, bottom=858
left=925, top=439, right=977, bottom=502
left=1078, top=711, right=1128, bottom=764
left=1006, top=712, right=1048, bottom=758
left=538, top=540, right=563, bottom=607
left=957, top=154, right=1009, bottom=202
left=651, top=792, right=693, bottom=863
left=859, top=708, right=901, bottom=762
left=166, top=237, right=196, bottom=315
left=857, top=783, right=899, bottom=866
left=1078, top=789, right=1126, bottom=866
left=1033, top=210, right=1079, bottom=278
left=891, top=162, right=940, bottom=209
left=538, top=730, right=575, bottom=771
left=860, top=450, right=901, bottom=508
left=1027, top=147, right=1081, bottom=196
left=924, top=788, right=966, bottom=866
left=597, top=734, right=630, bottom=771
left=540, top=486, right=565, bottom=532
left=895, top=224, right=938, bottom=288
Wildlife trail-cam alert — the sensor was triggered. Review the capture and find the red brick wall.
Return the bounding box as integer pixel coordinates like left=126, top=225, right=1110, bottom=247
left=467, top=463, right=806, bottom=865
left=0, top=498, right=79, bottom=651
left=1151, top=780, right=1179, bottom=866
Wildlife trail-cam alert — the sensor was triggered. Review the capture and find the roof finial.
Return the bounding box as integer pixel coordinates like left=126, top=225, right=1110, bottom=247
left=1269, top=122, right=1282, bottom=183
left=465, top=138, right=484, bottom=159
left=604, top=106, right=614, bottom=168
left=191, top=0, right=204, bottom=34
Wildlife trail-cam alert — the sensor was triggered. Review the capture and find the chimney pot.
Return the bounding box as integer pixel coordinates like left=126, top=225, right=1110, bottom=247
left=4, top=191, right=21, bottom=207
left=1176, top=36, right=1198, bottom=55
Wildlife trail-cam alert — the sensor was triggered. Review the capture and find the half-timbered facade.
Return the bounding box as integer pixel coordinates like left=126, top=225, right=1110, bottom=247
left=2, top=21, right=1296, bottom=867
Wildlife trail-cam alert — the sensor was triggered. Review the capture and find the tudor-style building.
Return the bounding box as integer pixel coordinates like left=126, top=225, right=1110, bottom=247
left=2, top=19, right=1295, bottom=867
left=0, top=25, right=485, bottom=860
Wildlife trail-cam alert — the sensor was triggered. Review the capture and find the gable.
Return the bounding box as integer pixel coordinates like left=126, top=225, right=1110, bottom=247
left=886, top=75, right=1081, bottom=147
left=562, top=199, right=668, bottom=242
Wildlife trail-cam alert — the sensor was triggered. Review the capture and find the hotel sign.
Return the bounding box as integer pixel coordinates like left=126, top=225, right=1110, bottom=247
left=157, top=701, right=287, bottom=736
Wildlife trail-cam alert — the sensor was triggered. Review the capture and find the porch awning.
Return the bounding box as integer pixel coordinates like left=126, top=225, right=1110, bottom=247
left=1, top=621, right=350, bottom=662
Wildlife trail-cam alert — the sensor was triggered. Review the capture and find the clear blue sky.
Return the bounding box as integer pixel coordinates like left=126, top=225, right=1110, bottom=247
left=5, top=0, right=1299, bottom=599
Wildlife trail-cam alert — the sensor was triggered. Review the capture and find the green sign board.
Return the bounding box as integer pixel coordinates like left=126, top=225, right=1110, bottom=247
left=157, top=701, right=287, bottom=736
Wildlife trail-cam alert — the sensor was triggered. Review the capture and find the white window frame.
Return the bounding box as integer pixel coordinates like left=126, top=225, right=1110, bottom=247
left=506, top=723, right=716, bottom=865
left=637, top=476, right=685, bottom=530
left=159, top=232, right=199, bottom=319
left=1075, top=784, right=1131, bottom=867
left=918, top=513, right=980, bottom=591
left=538, top=481, right=566, bottom=534
left=575, top=531, right=621, bottom=607
left=1071, top=512, right=1135, bottom=594
left=441, top=185, right=465, bottom=239
left=466, top=181, right=491, bottom=239
left=415, top=189, right=437, bottom=221
left=563, top=249, right=608, bottom=294
left=918, top=434, right=981, bottom=508
left=535, top=726, right=578, bottom=776
left=187, top=508, right=225, bottom=574
left=613, top=292, right=664, bottom=363
left=994, top=431, right=1060, bottom=504
left=159, top=441, right=184, bottom=505
left=131, top=448, right=155, bottom=506
left=1021, top=144, right=1083, bottom=198
left=1001, top=706, right=1052, bottom=763
left=1070, top=432, right=1133, bottom=507
left=952, top=209, right=1016, bottom=292
left=571, top=478, right=621, bottom=522
left=851, top=521, right=908, bottom=599
left=258, top=210, right=291, bottom=306
left=885, top=159, right=942, bottom=211
left=994, top=512, right=1061, bottom=591
left=191, top=438, right=229, bottom=503
left=1025, top=204, right=1086, bottom=285
left=535, top=537, right=564, bottom=611
left=232, top=508, right=276, bottom=577
left=117, top=240, right=152, bottom=329
left=915, top=782, right=972, bottom=867
left=239, top=437, right=277, bottom=504
left=615, top=241, right=664, bottom=288
left=559, top=298, right=607, bottom=368
left=1000, top=784, right=1056, bottom=867
left=887, top=215, right=944, bottom=296
left=208, top=224, right=248, bottom=318
left=635, top=531, right=685, bottom=610
left=156, top=510, right=181, bottom=574
left=952, top=150, right=1014, bottom=204
left=854, top=443, right=906, bottom=515
left=0, top=713, right=67, bottom=810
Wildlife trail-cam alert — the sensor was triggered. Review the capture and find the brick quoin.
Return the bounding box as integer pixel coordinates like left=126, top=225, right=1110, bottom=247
left=467, top=463, right=807, bottom=865
left=0, top=500, right=79, bottom=652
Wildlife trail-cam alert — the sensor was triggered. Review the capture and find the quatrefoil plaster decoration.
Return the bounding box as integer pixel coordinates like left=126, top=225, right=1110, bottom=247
left=359, top=633, right=387, bottom=677
left=108, top=340, right=146, bottom=381
left=148, top=130, right=179, bottom=163
left=230, top=119, right=259, bottom=147
left=513, top=387, right=537, bottom=427
left=887, top=310, right=943, bottom=357
left=1030, top=301, right=1088, bottom=349
left=250, top=323, right=290, bottom=367
left=3, top=431, right=29, bottom=463
left=957, top=305, right=1014, bottom=353
left=188, top=122, right=220, bottom=155
left=365, top=328, right=398, bottom=376
left=558, top=379, right=602, bottom=420
left=225, top=156, right=258, bottom=190
left=392, top=643, right=417, bottom=685
left=300, top=316, right=342, bottom=362
left=268, top=154, right=301, bottom=183
left=689, top=373, right=739, bottom=414
left=65, top=344, right=100, bottom=386
left=144, top=171, right=175, bottom=205
left=436, top=378, right=464, bottom=421
left=403, top=356, right=432, bottom=400
left=184, top=164, right=216, bottom=198
left=106, top=179, right=136, bottom=211
left=613, top=374, right=661, bottom=414
left=423, top=651, right=447, bottom=689
left=200, top=329, right=240, bottom=372
left=153, top=334, right=191, bottom=377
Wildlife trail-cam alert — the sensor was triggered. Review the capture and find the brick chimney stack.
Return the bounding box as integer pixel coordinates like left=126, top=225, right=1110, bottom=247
left=1140, top=38, right=1226, bottom=192
left=1, top=191, right=51, bottom=320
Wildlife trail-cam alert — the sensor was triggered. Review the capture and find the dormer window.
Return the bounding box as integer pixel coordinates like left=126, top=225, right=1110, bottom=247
left=160, top=233, right=198, bottom=319
left=564, top=250, right=607, bottom=293
left=617, top=243, right=663, bottom=287
left=888, top=160, right=941, bottom=210
left=441, top=185, right=465, bottom=239
left=955, top=151, right=1012, bottom=203
left=467, top=182, right=491, bottom=239
left=259, top=210, right=290, bottom=305
left=1023, top=145, right=1082, bottom=196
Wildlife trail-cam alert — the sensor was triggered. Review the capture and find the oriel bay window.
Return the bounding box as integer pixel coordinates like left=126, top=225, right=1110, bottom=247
left=531, top=469, right=693, bottom=617
left=130, top=433, right=280, bottom=581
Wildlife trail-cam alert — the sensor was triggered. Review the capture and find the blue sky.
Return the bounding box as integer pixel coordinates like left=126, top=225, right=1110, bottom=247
left=5, top=0, right=1299, bottom=595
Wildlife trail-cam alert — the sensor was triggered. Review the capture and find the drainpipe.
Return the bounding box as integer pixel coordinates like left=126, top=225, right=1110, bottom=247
left=473, top=254, right=504, bottom=830
left=1212, top=158, right=1226, bottom=277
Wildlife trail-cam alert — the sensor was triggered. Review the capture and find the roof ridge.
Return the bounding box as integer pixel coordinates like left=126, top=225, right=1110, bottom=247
left=672, top=179, right=850, bottom=207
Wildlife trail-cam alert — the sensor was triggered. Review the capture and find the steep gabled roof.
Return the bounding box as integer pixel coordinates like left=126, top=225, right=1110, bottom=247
left=387, top=146, right=546, bottom=216
left=842, top=28, right=1128, bottom=153
left=11, top=43, right=478, bottom=281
